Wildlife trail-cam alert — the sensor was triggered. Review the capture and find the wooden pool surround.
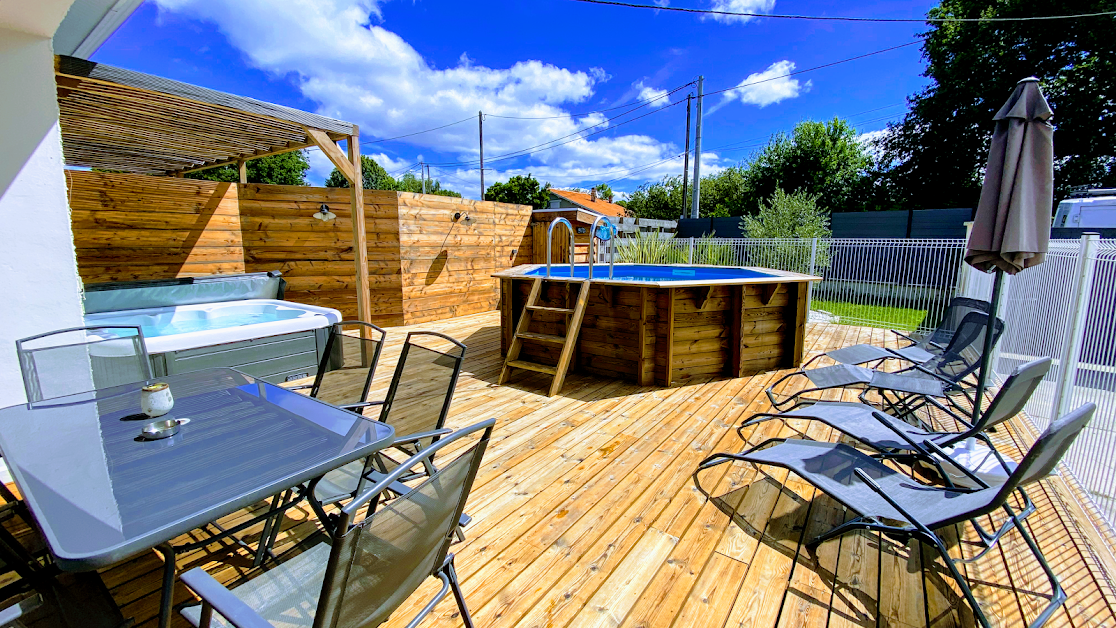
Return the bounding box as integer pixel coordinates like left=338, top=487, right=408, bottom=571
left=495, top=264, right=821, bottom=387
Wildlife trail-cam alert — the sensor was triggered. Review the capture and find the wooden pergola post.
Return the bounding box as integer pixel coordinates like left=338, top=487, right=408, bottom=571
left=237, top=159, right=247, bottom=184
left=305, top=126, right=371, bottom=323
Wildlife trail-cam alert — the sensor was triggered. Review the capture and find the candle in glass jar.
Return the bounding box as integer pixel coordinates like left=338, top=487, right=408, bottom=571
left=140, top=383, right=174, bottom=418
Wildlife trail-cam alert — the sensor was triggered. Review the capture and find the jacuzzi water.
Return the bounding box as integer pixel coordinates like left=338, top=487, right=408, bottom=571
left=84, top=299, right=342, bottom=354
left=526, top=264, right=778, bottom=282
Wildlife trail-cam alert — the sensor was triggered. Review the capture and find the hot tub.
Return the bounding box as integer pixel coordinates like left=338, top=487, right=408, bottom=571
left=494, top=263, right=820, bottom=387
left=84, top=299, right=342, bottom=383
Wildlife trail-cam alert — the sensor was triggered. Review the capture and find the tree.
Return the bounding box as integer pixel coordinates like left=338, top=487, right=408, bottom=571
left=395, top=172, right=463, bottom=198
left=876, top=0, right=1116, bottom=207
left=592, top=183, right=615, bottom=203
left=324, top=155, right=397, bottom=190
left=742, top=188, right=832, bottom=273
left=486, top=174, right=551, bottom=208
left=623, top=119, right=875, bottom=220
left=737, top=118, right=873, bottom=214
left=186, top=151, right=311, bottom=185
left=742, top=188, right=832, bottom=239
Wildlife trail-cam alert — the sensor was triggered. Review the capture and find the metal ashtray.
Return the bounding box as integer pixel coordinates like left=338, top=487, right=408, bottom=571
left=140, top=419, right=180, bottom=440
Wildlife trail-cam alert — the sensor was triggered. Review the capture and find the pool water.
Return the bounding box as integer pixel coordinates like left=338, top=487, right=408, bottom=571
left=93, top=304, right=306, bottom=338
left=527, top=264, right=777, bottom=282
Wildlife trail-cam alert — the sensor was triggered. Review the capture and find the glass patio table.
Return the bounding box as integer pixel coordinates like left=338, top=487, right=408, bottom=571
left=0, top=367, right=394, bottom=627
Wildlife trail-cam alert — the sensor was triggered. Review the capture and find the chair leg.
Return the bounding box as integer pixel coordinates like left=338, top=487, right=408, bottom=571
left=155, top=543, right=176, bottom=628
left=805, top=517, right=881, bottom=551
left=923, top=532, right=994, bottom=628
left=446, top=556, right=475, bottom=628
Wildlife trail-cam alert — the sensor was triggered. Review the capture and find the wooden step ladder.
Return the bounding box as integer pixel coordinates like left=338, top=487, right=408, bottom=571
left=499, top=277, right=590, bottom=397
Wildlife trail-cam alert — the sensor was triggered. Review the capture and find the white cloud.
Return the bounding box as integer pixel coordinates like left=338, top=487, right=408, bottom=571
left=710, top=60, right=810, bottom=113
left=633, top=80, right=670, bottom=108
left=857, top=129, right=890, bottom=161
left=703, top=0, right=776, bottom=24
left=153, top=0, right=690, bottom=197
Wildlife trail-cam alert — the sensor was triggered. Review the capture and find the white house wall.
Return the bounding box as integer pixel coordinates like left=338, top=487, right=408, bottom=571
left=0, top=2, right=84, bottom=409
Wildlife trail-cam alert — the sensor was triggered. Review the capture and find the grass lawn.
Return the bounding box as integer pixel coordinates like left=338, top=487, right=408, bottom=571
left=811, top=299, right=928, bottom=332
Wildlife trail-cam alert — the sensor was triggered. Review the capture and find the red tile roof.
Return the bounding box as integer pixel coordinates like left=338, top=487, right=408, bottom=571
left=548, top=188, right=627, bottom=217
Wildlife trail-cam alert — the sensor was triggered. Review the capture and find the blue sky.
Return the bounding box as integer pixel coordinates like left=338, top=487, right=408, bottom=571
left=93, top=0, right=937, bottom=198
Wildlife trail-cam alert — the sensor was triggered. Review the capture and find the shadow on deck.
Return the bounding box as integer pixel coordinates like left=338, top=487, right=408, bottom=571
left=9, top=311, right=1116, bottom=628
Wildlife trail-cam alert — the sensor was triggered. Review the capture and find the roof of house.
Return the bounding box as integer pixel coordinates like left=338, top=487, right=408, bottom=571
left=548, top=188, right=627, bottom=217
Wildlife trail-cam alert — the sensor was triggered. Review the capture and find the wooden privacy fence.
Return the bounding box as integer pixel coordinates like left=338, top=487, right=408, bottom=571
left=67, top=171, right=533, bottom=326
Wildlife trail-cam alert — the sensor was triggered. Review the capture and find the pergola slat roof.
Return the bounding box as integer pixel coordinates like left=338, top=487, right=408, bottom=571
left=55, top=55, right=355, bottom=175
left=54, top=55, right=375, bottom=325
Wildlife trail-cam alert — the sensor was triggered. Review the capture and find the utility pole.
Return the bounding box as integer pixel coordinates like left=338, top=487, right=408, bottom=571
left=681, top=94, right=692, bottom=220
left=421, top=162, right=427, bottom=194
left=479, top=111, right=485, bottom=201
left=690, top=76, right=704, bottom=220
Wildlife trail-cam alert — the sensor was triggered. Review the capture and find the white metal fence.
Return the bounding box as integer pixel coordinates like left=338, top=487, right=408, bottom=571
left=959, top=235, right=1116, bottom=521
left=613, top=236, right=968, bottom=334
left=610, top=234, right=1116, bottom=524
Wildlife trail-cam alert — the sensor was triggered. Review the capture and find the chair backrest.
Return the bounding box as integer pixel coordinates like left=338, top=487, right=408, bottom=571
left=926, top=311, right=1005, bottom=383
left=377, top=332, right=466, bottom=441
left=993, top=403, right=1094, bottom=503
left=920, top=297, right=991, bottom=349
left=315, top=419, right=495, bottom=628
left=15, top=326, right=152, bottom=403
left=968, top=357, right=1052, bottom=434
left=309, top=321, right=386, bottom=412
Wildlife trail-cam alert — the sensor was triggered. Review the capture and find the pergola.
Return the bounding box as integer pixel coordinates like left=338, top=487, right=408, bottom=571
left=54, top=55, right=373, bottom=322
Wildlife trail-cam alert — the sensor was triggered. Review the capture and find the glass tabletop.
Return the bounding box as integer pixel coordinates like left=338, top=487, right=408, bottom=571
left=0, top=368, right=394, bottom=569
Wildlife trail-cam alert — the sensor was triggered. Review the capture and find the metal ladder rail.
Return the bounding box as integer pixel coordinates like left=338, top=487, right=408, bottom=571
left=545, top=217, right=575, bottom=277
left=587, top=215, right=617, bottom=280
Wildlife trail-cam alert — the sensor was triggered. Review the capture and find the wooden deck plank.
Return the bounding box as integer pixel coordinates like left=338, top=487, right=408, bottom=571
left=5, top=310, right=1111, bottom=628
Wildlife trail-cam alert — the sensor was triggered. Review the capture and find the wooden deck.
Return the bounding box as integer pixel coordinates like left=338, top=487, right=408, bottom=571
left=14, top=311, right=1116, bottom=627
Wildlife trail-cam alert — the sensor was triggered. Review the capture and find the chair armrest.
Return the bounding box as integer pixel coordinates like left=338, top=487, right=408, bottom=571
left=392, top=428, right=453, bottom=447
left=339, top=400, right=384, bottom=412
left=180, top=568, right=274, bottom=628
left=890, top=329, right=916, bottom=344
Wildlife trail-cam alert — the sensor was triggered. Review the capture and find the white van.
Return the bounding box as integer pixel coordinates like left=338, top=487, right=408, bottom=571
left=1053, top=189, right=1116, bottom=229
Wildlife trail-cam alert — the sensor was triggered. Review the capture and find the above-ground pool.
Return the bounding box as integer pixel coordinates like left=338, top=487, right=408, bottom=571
left=494, top=263, right=820, bottom=387
left=85, top=299, right=342, bottom=383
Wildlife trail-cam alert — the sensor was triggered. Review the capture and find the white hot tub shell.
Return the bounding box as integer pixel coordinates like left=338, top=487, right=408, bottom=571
left=84, top=299, right=342, bottom=383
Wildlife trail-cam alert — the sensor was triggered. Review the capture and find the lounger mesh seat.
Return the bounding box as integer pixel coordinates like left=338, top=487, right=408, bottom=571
left=768, top=311, right=1004, bottom=413
left=810, top=297, right=991, bottom=368
left=747, top=358, right=1052, bottom=455
left=696, top=402, right=1096, bottom=628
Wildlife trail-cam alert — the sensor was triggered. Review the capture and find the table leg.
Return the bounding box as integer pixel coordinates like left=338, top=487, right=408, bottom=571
left=155, top=543, right=176, bottom=628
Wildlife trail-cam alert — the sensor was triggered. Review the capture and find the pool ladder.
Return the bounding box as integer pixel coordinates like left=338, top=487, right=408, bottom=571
left=501, top=217, right=613, bottom=396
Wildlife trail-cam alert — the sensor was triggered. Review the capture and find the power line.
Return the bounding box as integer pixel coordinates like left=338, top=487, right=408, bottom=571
left=360, top=116, right=475, bottom=146
left=570, top=0, right=1116, bottom=23
left=431, top=97, right=688, bottom=168
left=702, top=41, right=920, bottom=99
left=486, top=81, right=693, bottom=120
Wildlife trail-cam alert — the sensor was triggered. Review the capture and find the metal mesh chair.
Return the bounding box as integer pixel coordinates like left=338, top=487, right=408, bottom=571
left=293, top=321, right=386, bottom=416
left=808, top=297, right=992, bottom=368
left=16, top=326, right=152, bottom=403
left=309, top=332, right=469, bottom=533
left=696, top=402, right=1096, bottom=628
left=767, top=311, right=1005, bottom=416
left=179, top=419, right=495, bottom=628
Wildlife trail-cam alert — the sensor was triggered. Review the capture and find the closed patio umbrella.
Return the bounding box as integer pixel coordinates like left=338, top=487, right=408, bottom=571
left=966, top=77, right=1054, bottom=417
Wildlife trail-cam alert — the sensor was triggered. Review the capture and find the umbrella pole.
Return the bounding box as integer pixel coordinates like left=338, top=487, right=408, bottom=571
left=972, top=268, right=1005, bottom=419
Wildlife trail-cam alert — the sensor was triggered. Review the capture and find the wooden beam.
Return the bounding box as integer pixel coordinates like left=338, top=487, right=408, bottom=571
left=346, top=132, right=372, bottom=325
left=174, top=141, right=314, bottom=175
left=237, top=159, right=247, bottom=184
left=305, top=127, right=355, bottom=183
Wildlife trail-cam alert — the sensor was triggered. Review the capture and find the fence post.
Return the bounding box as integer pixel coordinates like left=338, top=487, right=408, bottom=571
left=688, top=237, right=695, bottom=264
left=956, top=221, right=974, bottom=297
left=1050, top=233, right=1100, bottom=422
left=806, top=238, right=819, bottom=314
